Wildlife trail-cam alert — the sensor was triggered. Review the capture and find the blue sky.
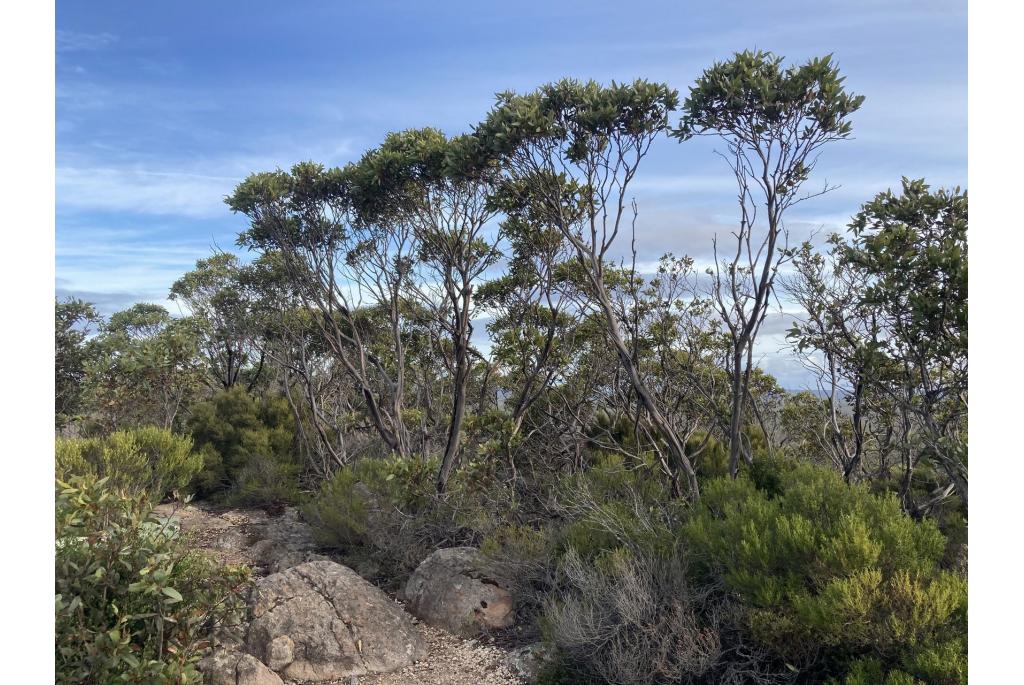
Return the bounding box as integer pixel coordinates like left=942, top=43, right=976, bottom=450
left=55, top=0, right=966, bottom=388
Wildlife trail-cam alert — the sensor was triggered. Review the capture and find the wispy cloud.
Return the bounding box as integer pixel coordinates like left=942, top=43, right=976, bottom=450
left=57, top=30, right=118, bottom=53
left=57, top=134, right=360, bottom=220
left=56, top=234, right=228, bottom=315
left=57, top=167, right=237, bottom=218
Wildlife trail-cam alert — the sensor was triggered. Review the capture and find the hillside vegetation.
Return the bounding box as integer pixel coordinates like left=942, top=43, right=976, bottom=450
left=55, top=51, right=966, bottom=684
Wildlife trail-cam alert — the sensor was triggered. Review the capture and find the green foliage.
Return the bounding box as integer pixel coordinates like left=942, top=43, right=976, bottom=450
left=683, top=461, right=966, bottom=681
left=303, top=465, right=372, bottom=551
left=56, top=438, right=97, bottom=481
left=833, top=638, right=967, bottom=685
left=56, top=476, right=248, bottom=684
left=186, top=387, right=297, bottom=504
left=303, top=454, right=511, bottom=582
left=56, top=298, right=101, bottom=428
left=477, top=78, right=679, bottom=165
left=55, top=427, right=202, bottom=501
left=86, top=303, right=205, bottom=432
left=844, top=178, right=968, bottom=501
left=845, top=179, right=967, bottom=363
left=555, top=453, right=680, bottom=559
left=675, top=50, right=863, bottom=143
left=170, top=252, right=261, bottom=390
left=688, top=432, right=730, bottom=479
left=346, top=127, right=499, bottom=224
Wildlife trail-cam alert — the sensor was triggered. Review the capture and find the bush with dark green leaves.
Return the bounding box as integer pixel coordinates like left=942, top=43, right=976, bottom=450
left=55, top=476, right=249, bottom=684
left=187, top=387, right=298, bottom=505
left=682, top=459, right=966, bottom=684
left=477, top=454, right=965, bottom=684
left=55, top=427, right=202, bottom=501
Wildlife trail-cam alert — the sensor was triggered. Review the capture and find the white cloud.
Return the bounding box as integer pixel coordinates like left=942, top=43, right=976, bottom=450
left=56, top=31, right=118, bottom=53
left=631, top=174, right=736, bottom=195
left=56, top=134, right=360, bottom=219
left=57, top=166, right=237, bottom=218
left=56, top=234, right=238, bottom=315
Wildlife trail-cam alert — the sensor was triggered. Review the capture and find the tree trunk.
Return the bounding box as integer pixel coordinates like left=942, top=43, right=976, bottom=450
left=592, top=277, right=700, bottom=501
left=727, top=348, right=745, bottom=478
left=437, top=347, right=470, bottom=493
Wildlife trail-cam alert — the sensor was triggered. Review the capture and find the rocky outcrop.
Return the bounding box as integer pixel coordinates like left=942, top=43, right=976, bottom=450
left=246, top=560, right=426, bottom=682
left=248, top=536, right=328, bottom=575
left=404, top=547, right=515, bottom=637
left=198, top=650, right=283, bottom=685
left=246, top=508, right=328, bottom=574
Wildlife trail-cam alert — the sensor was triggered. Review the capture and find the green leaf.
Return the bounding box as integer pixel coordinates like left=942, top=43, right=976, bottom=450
left=161, top=587, right=183, bottom=603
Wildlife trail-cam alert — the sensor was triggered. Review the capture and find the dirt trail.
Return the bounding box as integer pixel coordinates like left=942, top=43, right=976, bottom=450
left=153, top=502, right=526, bottom=685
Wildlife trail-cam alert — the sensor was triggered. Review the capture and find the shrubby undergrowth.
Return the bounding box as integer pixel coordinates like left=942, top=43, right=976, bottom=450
left=684, top=461, right=967, bottom=684
left=300, top=453, right=966, bottom=684
left=56, top=427, right=201, bottom=501
left=302, top=455, right=512, bottom=583
left=55, top=476, right=248, bottom=684
left=187, top=387, right=299, bottom=506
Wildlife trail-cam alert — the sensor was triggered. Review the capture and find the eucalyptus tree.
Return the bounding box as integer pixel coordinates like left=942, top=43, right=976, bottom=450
left=55, top=297, right=101, bottom=429
left=170, top=252, right=264, bottom=391
left=228, top=163, right=414, bottom=459
left=785, top=239, right=883, bottom=482
left=475, top=79, right=701, bottom=500
left=87, top=303, right=204, bottom=431
left=237, top=251, right=354, bottom=477
left=843, top=179, right=968, bottom=510
left=475, top=202, right=585, bottom=469
left=353, top=128, right=503, bottom=492
left=673, top=50, right=864, bottom=477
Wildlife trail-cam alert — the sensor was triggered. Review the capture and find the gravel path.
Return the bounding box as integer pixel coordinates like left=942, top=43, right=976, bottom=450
left=154, top=501, right=526, bottom=685
left=352, top=623, right=521, bottom=685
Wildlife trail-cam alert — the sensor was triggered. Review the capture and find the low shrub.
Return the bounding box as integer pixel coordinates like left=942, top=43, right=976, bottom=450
left=550, top=452, right=682, bottom=560
left=187, top=387, right=298, bottom=504
left=306, top=451, right=966, bottom=684
left=55, top=476, right=249, bottom=684
left=682, top=459, right=967, bottom=683
left=55, top=438, right=96, bottom=480
left=303, top=455, right=512, bottom=584
left=543, top=547, right=721, bottom=685
left=478, top=521, right=562, bottom=642
left=55, top=427, right=202, bottom=500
